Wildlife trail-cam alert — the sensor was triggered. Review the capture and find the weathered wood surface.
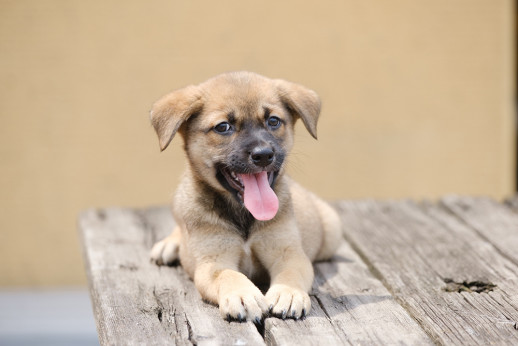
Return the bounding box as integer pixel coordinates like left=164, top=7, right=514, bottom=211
left=79, top=196, right=518, bottom=345
left=79, top=207, right=264, bottom=346
left=441, top=196, right=518, bottom=266
left=80, top=206, right=431, bottom=345
left=335, top=197, right=518, bottom=345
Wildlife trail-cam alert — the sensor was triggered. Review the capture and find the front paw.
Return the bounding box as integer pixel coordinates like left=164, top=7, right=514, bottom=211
left=219, top=286, right=268, bottom=323
left=265, top=284, right=311, bottom=320
left=150, top=235, right=179, bottom=266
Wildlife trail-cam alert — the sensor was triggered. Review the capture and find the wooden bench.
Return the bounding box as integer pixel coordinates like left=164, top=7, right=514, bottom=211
left=79, top=196, right=518, bottom=345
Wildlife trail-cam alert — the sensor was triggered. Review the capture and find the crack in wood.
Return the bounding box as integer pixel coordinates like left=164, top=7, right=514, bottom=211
left=254, top=317, right=265, bottom=339
left=312, top=294, right=331, bottom=321
left=157, top=309, right=163, bottom=322
left=153, top=287, right=194, bottom=344
left=152, top=286, right=166, bottom=325
left=184, top=313, right=195, bottom=345
left=171, top=308, right=179, bottom=336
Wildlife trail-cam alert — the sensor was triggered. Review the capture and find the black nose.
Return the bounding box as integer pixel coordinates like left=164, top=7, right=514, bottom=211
left=250, top=147, right=274, bottom=167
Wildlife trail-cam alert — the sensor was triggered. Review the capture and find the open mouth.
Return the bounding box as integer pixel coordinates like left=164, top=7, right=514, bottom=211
left=220, top=168, right=276, bottom=197
left=217, top=167, right=279, bottom=220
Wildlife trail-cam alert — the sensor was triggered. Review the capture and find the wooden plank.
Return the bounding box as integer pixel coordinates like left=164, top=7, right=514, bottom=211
left=335, top=199, right=518, bottom=345
left=264, top=240, right=433, bottom=345
left=80, top=205, right=433, bottom=345
left=140, top=206, right=432, bottom=345
left=79, top=207, right=265, bottom=346
left=441, top=195, right=518, bottom=266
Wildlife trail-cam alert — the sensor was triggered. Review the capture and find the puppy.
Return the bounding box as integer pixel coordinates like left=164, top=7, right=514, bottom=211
left=150, top=72, right=342, bottom=323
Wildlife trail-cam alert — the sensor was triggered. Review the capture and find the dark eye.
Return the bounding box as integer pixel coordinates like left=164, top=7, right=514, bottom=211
left=267, top=116, right=282, bottom=129
left=214, top=122, right=233, bottom=134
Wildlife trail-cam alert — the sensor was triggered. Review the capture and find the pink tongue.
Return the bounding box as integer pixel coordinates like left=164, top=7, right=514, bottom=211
left=238, top=172, right=279, bottom=220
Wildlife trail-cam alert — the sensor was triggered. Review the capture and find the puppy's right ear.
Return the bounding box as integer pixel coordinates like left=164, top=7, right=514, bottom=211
left=150, top=85, right=202, bottom=151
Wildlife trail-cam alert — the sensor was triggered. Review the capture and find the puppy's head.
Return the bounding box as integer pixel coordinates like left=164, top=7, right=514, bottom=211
left=150, top=72, right=321, bottom=220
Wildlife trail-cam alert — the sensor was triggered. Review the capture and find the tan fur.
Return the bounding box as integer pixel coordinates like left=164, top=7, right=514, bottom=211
left=150, top=72, right=342, bottom=322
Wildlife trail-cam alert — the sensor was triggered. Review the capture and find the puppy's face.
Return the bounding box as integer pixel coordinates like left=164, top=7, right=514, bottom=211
left=150, top=72, right=321, bottom=220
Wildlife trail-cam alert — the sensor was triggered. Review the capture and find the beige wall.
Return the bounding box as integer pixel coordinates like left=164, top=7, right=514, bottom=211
left=0, top=0, right=515, bottom=286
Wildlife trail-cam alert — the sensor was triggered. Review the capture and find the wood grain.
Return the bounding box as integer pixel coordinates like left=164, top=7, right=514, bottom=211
left=264, top=239, right=432, bottom=345
left=80, top=198, right=518, bottom=345
left=79, top=205, right=432, bottom=345
left=335, top=199, right=518, bottom=345
left=441, top=195, right=518, bottom=266
left=79, top=207, right=265, bottom=346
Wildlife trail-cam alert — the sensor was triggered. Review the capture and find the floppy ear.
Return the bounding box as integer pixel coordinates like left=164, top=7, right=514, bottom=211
left=149, top=85, right=203, bottom=151
left=275, top=79, right=321, bottom=139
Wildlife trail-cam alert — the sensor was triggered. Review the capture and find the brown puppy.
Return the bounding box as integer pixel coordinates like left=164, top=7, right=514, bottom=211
left=150, top=72, right=342, bottom=323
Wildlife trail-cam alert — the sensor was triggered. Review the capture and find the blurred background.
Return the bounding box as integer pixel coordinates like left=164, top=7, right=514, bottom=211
left=0, top=0, right=515, bottom=343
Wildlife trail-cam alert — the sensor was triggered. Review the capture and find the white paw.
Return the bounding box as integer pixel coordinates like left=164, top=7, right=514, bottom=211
left=150, top=235, right=179, bottom=266
left=265, top=284, right=311, bottom=319
left=219, top=286, right=268, bottom=323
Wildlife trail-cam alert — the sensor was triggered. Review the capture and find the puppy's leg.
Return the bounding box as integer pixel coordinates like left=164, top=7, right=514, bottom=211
left=189, top=232, right=269, bottom=322
left=252, top=225, right=314, bottom=319
left=150, top=226, right=181, bottom=265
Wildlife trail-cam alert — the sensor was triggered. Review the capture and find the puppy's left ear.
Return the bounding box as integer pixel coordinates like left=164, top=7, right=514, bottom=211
left=150, top=85, right=203, bottom=151
left=275, top=79, right=321, bottom=139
